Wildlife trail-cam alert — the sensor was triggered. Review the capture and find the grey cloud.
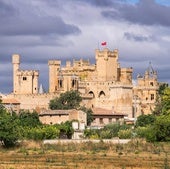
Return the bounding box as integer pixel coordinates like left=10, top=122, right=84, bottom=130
left=45, top=0, right=115, bottom=7
left=0, top=1, right=16, bottom=17
left=0, top=0, right=81, bottom=37
left=124, top=32, right=153, bottom=42
left=0, top=16, right=81, bottom=36
left=102, top=0, right=170, bottom=27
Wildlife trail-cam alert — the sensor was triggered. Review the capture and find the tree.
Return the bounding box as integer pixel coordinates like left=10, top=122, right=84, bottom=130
left=161, top=87, right=170, bottom=114
left=153, top=84, right=170, bottom=115
left=154, top=114, right=170, bottom=141
left=18, top=110, right=42, bottom=128
left=135, top=114, right=156, bottom=127
left=55, top=121, right=74, bottom=139
left=49, top=90, right=82, bottom=110
left=0, top=110, right=20, bottom=147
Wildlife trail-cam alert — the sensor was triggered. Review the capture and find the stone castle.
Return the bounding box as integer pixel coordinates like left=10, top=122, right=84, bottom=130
left=5, top=48, right=159, bottom=120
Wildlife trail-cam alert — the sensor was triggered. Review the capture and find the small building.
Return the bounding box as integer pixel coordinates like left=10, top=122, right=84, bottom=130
left=1, top=98, right=20, bottom=113
left=39, top=109, right=87, bottom=127
left=91, top=107, right=127, bottom=128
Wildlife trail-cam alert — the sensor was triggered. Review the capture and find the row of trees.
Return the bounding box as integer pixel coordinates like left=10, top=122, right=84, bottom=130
left=0, top=106, right=73, bottom=147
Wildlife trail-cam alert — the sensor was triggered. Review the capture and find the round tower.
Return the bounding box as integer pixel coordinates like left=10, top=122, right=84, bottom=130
left=12, top=54, right=20, bottom=94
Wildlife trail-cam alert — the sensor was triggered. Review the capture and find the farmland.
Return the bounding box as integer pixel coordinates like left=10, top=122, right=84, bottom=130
left=0, top=139, right=170, bottom=169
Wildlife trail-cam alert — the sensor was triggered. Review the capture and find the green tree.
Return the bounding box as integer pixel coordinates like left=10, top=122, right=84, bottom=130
left=135, top=114, right=156, bottom=127
left=153, top=84, right=170, bottom=115
left=55, top=121, right=74, bottom=139
left=0, top=110, right=20, bottom=147
left=49, top=90, right=82, bottom=110
left=161, top=87, right=170, bottom=114
left=18, top=110, right=42, bottom=128
left=154, top=114, right=170, bottom=141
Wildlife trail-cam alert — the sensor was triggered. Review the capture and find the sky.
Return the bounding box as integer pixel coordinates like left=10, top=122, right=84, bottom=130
left=0, top=0, right=170, bottom=93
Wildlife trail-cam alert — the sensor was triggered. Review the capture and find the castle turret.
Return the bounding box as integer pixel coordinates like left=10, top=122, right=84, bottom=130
left=48, top=60, right=61, bottom=93
left=12, top=54, right=20, bottom=94
left=95, top=48, right=119, bottom=81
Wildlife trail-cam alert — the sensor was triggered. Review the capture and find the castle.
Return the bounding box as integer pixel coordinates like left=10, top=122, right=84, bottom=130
left=5, top=48, right=159, bottom=122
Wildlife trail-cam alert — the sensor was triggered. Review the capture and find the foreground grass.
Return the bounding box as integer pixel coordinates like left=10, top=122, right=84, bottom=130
left=0, top=139, right=170, bottom=169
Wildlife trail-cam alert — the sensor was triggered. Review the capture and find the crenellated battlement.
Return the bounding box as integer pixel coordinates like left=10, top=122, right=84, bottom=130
left=48, top=60, right=61, bottom=66
left=95, top=48, right=118, bottom=59
left=17, top=70, right=39, bottom=76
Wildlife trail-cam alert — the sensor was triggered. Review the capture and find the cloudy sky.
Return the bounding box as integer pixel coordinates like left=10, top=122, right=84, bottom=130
left=0, top=0, right=170, bottom=93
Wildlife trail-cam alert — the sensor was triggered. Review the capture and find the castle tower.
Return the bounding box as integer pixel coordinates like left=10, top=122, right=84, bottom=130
left=48, top=60, right=61, bottom=93
left=95, top=48, right=119, bottom=81
left=12, top=54, right=20, bottom=94
left=12, top=54, right=39, bottom=95
left=133, top=62, right=159, bottom=116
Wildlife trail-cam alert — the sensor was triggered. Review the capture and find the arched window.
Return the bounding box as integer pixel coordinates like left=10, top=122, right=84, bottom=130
left=98, top=91, right=105, bottom=98
left=89, top=91, right=95, bottom=98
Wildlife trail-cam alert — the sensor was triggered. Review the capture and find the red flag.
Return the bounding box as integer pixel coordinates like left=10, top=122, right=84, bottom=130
left=101, top=41, right=107, bottom=46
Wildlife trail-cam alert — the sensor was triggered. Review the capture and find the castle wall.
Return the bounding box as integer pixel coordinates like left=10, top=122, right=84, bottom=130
left=8, top=93, right=59, bottom=111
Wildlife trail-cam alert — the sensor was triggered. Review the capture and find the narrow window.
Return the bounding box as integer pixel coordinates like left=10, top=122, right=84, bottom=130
left=23, top=77, right=27, bottom=81
left=151, top=94, right=154, bottom=100
left=99, top=118, right=103, bottom=124
left=150, top=82, right=154, bottom=86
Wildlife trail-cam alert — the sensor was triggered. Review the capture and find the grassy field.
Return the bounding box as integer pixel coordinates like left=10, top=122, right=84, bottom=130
left=0, top=139, right=170, bottom=169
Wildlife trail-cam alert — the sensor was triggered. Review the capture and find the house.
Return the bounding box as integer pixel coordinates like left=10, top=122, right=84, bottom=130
left=90, top=107, right=127, bottom=128
left=39, top=109, right=87, bottom=128
left=1, top=98, right=20, bottom=113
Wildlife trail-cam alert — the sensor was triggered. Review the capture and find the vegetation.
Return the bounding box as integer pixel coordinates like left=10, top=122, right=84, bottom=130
left=0, top=106, right=73, bottom=146
left=49, top=90, right=82, bottom=110
left=135, top=84, right=170, bottom=142
left=84, top=123, right=132, bottom=139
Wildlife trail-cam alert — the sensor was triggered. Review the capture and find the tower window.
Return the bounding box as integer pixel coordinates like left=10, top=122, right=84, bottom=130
left=23, top=77, right=27, bottom=81
left=151, top=94, right=154, bottom=100
left=150, top=82, right=154, bottom=86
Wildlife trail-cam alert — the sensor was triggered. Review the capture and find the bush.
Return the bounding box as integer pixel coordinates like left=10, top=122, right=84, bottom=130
left=136, top=114, right=156, bottom=127
left=135, top=126, right=156, bottom=142
left=118, top=129, right=132, bottom=139
left=24, top=126, right=60, bottom=140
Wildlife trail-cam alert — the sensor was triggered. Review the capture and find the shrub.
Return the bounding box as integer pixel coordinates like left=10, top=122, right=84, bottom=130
left=118, top=129, right=132, bottom=139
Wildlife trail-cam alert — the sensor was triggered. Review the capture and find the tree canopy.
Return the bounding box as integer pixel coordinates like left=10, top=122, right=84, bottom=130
left=49, top=90, right=82, bottom=110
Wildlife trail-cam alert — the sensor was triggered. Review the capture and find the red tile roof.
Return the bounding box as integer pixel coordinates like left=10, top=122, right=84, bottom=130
left=92, top=107, right=127, bottom=116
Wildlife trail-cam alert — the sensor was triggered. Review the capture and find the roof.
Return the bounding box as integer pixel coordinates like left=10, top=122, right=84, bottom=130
left=92, top=107, right=127, bottom=116
left=39, top=109, right=73, bottom=116
left=2, top=98, right=20, bottom=104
